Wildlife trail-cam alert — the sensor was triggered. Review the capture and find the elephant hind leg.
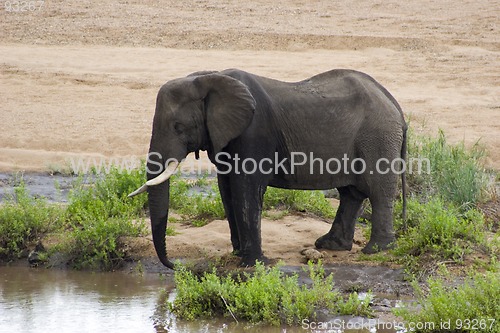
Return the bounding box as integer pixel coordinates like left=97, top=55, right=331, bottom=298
left=362, top=197, right=396, bottom=254
left=315, top=186, right=365, bottom=251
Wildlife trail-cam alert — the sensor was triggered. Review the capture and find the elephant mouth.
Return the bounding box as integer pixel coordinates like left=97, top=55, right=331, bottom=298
left=128, top=160, right=180, bottom=197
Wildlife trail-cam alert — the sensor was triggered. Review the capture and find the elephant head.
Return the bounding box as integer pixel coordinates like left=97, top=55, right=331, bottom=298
left=128, top=72, right=256, bottom=268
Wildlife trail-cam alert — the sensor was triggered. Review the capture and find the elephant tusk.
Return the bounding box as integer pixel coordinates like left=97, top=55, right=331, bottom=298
left=127, top=183, right=148, bottom=198
left=127, top=161, right=180, bottom=198
left=145, top=160, right=180, bottom=186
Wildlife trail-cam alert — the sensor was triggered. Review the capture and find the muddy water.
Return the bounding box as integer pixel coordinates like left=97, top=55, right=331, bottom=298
left=0, top=265, right=171, bottom=332
left=0, top=266, right=404, bottom=333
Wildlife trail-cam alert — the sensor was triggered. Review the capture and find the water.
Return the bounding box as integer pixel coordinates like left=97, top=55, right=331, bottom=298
left=0, top=265, right=171, bottom=333
left=0, top=173, right=79, bottom=203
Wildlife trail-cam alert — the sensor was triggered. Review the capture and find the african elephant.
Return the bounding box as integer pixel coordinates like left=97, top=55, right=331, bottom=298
left=129, top=69, right=407, bottom=269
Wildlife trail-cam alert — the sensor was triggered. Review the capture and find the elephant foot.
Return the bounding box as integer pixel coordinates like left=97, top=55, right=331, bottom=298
left=361, top=238, right=395, bottom=254
left=240, top=254, right=269, bottom=267
left=315, top=234, right=352, bottom=251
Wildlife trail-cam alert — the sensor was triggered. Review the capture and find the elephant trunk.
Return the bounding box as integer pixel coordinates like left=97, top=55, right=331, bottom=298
left=147, top=160, right=175, bottom=269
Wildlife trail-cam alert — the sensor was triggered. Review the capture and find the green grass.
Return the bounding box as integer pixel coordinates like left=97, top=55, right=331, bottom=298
left=169, top=175, right=225, bottom=226
left=394, top=271, right=500, bottom=333
left=168, top=261, right=372, bottom=326
left=65, top=217, right=144, bottom=270
left=0, top=166, right=338, bottom=269
left=390, top=197, right=492, bottom=277
left=0, top=183, right=66, bottom=260
left=393, top=197, right=485, bottom=259
left=0, top=167, right=148, bottom=270
left=264, top=187, right=336, bottom=219
left=407, top=129, right=489, bottom=206
left=375, top=128, right=496, bottom=276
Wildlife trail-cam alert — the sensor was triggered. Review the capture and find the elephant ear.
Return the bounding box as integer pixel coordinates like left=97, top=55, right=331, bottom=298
left=194, top=74, right=256, bottom=154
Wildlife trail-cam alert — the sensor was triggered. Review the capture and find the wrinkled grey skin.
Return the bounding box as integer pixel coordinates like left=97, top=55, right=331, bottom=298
left=143, top=69, right=407, bottom=268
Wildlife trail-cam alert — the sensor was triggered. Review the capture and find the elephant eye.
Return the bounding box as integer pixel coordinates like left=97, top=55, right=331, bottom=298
left=174, top=123, right=184, bottom=134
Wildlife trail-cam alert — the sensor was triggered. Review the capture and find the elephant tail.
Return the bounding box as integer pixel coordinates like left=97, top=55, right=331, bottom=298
left=401, top=125, right=408, bottom=221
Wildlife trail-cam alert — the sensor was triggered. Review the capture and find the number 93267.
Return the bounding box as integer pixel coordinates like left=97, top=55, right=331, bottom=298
left=5, top=1, right=45, bottom=12
left=455, top=319, right=496, bottom=330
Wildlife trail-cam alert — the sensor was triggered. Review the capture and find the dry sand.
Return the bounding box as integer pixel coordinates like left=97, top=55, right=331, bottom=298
left=1, top=0, right=499, bottom=265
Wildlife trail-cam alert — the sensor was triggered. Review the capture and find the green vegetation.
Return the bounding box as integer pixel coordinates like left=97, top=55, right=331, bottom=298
left=65, top=217, right=144, bottom=270
left=392, top=198, right=488, bottom=272
left=384, top=129, right=497, bottom=276
left=0, top=183, right=65, bottom=260
left=169, top=261, right=372, bottom=325
left=62, top=166, right=148, bottom=270
left=264, top=187, right=336, bottom=219
left=169, top=175, right=225, bottom=226
left=0, top=167, right=147, bottom=270
left=394, top=271, right=499, bottom=333
left=67, top=165, right=148, bottom=224
left=407, top=129, right=489, bottom=206
left=0, top=166, right=336, bottom=269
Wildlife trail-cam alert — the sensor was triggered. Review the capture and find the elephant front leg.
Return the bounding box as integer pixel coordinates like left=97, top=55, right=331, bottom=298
left=315, top=187, right=364, bottom=251
left=217, top=173, right=241, bottom=255
left=231, top=178, right=267, bottom=266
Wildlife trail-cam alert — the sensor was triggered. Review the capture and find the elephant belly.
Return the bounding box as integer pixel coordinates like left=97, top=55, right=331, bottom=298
left=268, top=170, right=353, bottom=191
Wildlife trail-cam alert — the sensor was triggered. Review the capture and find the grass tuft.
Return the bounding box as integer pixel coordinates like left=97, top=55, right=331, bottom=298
left=394, top=271, right=499, bottom=332
left=394, top=197, right=485, bottom=258
left=392, top=197, right=489, bottom=276
left=66, top=165, right=148, bottom=224
left=168, top=261, right=372, bottom=325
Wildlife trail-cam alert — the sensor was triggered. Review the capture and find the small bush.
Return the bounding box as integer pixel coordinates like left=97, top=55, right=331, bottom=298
left=0, top=183, right=66, bottom=260
left=64, top=166, right=147, bottom=270
left=66, top=217, right=144, bottom=270
left=407, top=129, right=488, bottom=206
left=393, top=198, right=485, bottom=261
left=394, top=271, right=499, bottom=333
left=67, top=166, right=148, bottom=224
left=168, top=261, right=372, bottom=326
